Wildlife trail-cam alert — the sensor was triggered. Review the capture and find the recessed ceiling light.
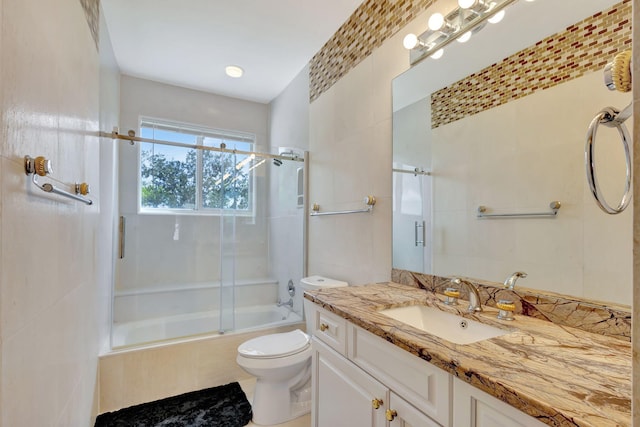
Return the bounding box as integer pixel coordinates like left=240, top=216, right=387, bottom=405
left=225, top=65, right=244, bottom=78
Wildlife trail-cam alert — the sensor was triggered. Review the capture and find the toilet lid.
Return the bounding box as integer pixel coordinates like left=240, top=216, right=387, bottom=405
left=238, top=329, right=310, bottom=359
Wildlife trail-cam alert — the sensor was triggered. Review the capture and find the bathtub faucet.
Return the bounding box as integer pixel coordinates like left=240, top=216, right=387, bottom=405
left=277, top=297, right=294, bottom=308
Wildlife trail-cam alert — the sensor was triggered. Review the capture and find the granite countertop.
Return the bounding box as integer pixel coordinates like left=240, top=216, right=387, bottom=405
left=304, top=281, right=631, bottom=427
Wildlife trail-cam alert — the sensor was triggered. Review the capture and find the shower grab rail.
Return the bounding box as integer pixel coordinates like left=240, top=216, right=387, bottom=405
left=310, top=196, right=376, bottom=216
left=24, top=155, right=93, bottom=205
left=585, top=104, right=632, bottom=215
left=476, top=201, right=561, bottom=218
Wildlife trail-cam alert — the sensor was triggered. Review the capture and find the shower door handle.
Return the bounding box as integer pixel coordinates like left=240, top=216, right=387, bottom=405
left=119, top=216, right=126, bottom=259
left=414, top=221, right=425, bottom=247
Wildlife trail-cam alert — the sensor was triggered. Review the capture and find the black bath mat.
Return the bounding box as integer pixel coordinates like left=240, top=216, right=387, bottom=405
left=94, top=382, right=252, bottom=427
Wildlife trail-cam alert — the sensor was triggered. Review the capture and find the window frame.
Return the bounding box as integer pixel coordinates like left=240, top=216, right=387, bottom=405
left=137, top=116, right=258, bottom=217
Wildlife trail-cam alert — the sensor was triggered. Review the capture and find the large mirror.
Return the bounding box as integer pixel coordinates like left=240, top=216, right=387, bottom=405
left=392, top=0, right=632, bottom=306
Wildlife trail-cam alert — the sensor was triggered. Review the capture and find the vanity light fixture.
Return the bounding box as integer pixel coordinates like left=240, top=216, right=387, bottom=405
left=456, top=31, right=472, bottom=43
left=225, top=65, right=244, bottom=78
left=430, top=49, right=444, bottom=59
left=487, top=9, right=506, bottom=24
left=403, top=0, right=522, bottom=66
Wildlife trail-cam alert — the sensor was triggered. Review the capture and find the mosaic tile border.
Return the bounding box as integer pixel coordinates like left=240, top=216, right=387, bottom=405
left=391, top=268, right=632, bottom=341
left=79, top=0, right=100, bottom=51
left=431, top=0, right=631, bottom=128
left=309, top=0, right=437, bottom=102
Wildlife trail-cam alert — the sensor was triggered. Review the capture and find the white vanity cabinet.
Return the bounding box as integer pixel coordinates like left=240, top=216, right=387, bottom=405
left=306, top=301, right=548, bottom=427
left=313, top=339, right=441, bottom=427
left=308, top=302, right=448, bottom=427
left=386, top=391, right=442, bottom=427
left=313, top=338, right=388, bottom=427
left=453, top=378, right=547, bottom=427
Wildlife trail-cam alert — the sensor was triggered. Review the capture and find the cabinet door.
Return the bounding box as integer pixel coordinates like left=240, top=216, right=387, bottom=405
left=453, top=378, right=547, bottom=427
left=313, top=338, right=387, bottom=427
left=387, top=392, right=442, bottom=427
left=349, top=325, right=451, bottom=426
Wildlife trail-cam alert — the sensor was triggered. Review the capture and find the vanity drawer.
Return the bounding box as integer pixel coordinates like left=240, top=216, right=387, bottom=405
left=349, top=325, right=452, bottom=427
left=307, top=302, right=348, bottom=355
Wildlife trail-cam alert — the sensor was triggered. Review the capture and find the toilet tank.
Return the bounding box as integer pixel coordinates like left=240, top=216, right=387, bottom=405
left=300, top=275, right=348, bottom=333
left=300, top=275, right=348, bottom=291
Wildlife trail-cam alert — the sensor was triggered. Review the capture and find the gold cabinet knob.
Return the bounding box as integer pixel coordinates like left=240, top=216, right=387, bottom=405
left=372, top=398, right=383, bottom=409
left=385, top=409, right=397, bottom=421
left=319, top=323, right=329, bottom=332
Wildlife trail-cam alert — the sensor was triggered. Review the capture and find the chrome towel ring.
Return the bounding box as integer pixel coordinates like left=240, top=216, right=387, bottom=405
left=584, top=106, right=632, bottom=215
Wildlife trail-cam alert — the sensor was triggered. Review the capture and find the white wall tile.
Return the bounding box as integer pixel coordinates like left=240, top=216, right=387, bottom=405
left=333, top=56, right=375, bottom=142
left=0, top=0, right=113, bottom=425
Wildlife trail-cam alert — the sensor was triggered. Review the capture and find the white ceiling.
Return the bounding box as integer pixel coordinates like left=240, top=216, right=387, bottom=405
left=101, top=1, right=365, bottom=104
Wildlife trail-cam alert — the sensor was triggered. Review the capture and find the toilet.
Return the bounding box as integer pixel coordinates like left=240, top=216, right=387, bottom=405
left=236, top=275, right=348, bottom=425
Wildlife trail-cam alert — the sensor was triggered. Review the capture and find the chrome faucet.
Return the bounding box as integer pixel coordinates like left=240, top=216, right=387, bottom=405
left=277, top=297, right=294, bottom=308
left=450, top=278, right=483, bottom=313
left=503, top=271, right=527, bottom=289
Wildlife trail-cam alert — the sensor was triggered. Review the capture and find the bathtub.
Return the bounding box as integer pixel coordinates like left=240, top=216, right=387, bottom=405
left=112, top=279, right=302, bottom=348
left=112, top=304, right=303, bottom=348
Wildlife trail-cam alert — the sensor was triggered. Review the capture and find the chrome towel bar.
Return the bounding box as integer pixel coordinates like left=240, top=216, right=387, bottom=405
left=24, top=155, right=93, bottom=205
left=310, top=196, right=376, bottom=216
left=477, top=201, right=561, bottom=218
left=585, top=104, right=632, bottom=215
left=392, top=167, right=431, bottom=176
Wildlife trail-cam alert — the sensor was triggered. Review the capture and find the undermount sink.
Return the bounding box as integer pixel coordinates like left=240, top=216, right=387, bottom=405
left=378, top=304, right=509, bottom=345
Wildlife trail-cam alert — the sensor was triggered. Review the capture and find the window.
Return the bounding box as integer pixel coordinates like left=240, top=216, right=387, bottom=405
left=139, top=118, right=256, bottom=213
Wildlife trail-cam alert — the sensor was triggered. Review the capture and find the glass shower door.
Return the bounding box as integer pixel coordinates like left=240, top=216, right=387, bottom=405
left=216, top=151, right=236, bottom=333
left=392, top=168, right=432, bottom=273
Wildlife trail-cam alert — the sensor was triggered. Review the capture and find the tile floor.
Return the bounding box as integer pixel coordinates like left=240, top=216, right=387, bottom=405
left=239, top=378, right=311, bottom=427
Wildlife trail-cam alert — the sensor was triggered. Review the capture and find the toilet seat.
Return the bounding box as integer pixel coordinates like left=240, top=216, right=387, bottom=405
left=238, top=329, right=310, bottom=359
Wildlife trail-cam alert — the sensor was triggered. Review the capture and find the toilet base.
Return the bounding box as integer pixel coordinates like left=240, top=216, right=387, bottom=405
left=251, top=376, right=311, bottom=425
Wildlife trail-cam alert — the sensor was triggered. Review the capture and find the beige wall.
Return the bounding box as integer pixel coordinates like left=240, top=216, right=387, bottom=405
left=268, top=65, right=309, bottom=310
left=0, top=0, right=113, bottom=425
left=307, top=30, right=409, bottom=285
left=305, top=3, right=439, bottom=286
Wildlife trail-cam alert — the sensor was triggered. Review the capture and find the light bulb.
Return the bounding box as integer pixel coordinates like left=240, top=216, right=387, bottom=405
left=225, top=65, right=244, bottom=78
left=430, top=49, right=444, bottom=59
left=428, top=13, right=445, bottom=31
left=487, top=9, right=505, bottom=24
left=458, top=0, right=476, bottom=9
left=456, top=31, right=472, bottom=43
left=403, top=33, right=418, bottom=50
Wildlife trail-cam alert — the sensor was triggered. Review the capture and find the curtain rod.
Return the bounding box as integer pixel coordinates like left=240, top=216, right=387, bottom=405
left=99, top=131, right=305, bottom=163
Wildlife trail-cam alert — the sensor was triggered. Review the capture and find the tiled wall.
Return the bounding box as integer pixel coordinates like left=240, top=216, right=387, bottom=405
left=100, top=323, right=302, bottom=412
left=268, top=66, right=310, bottom=311
left=0, top=0, right=111, bottom=425
left=309, top=0, right=437, bottom=102
left=431, top=0, right=631, bottom=128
